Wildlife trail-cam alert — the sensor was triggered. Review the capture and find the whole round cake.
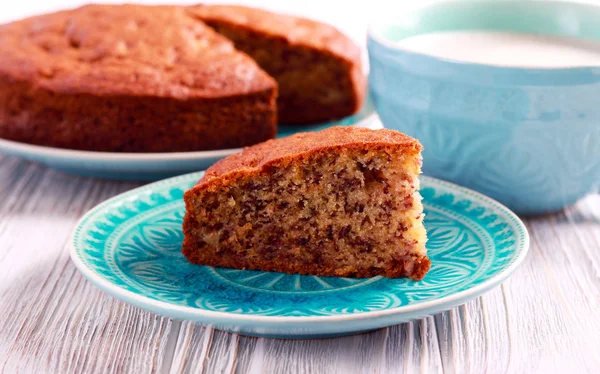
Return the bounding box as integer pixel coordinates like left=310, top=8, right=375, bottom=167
left=0, top=4, right=365, bottom=152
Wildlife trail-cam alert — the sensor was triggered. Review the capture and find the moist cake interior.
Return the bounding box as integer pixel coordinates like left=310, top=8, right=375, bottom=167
left=196, top=18, right=363, bottom=124
left=183, top=146, right=428, bottom=280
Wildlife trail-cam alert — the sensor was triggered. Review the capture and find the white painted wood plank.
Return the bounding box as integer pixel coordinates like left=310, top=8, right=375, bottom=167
left=237, top=329, right=390, bottom=373
left=498, top=214, right=600, bottom=374
left=462, top=299, right=488, bottom=374
left=529, top=212, right=600, bottom=355
left=379, top=324, right=413, bottom=374
left=478, top=288, right=511, bottom=374
left=234, top=323, right=444, bottom=374
left=233, top=336, right=259, bottom=373
left=0, top=158, right=178, bottom=374
left=410, top=317, right=444, bottom=373
left=204, top=330, right=239, bottom=374
left=168, top=323, right=213, bottom=374
left=435, top=307, right=468, bottom=373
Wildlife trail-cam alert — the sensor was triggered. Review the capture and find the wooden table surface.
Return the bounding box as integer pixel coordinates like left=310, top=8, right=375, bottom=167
left=1, top=155, right=599, bottom=373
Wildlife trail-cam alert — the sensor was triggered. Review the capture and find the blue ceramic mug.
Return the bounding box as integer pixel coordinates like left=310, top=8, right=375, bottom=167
left=368, top=0, right=600, bottom=215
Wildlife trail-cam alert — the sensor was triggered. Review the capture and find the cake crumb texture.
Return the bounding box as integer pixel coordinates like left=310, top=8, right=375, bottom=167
left=190, top=4, right=366, bottom=124
left=183, top=127, right=430, bottom=280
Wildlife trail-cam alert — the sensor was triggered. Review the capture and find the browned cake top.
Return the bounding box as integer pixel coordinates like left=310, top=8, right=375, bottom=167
left=197, top=127, right=422, bottom=187
left=0, top=4, right=275, bottom=98
left=189, top=4, right=362, bottom=64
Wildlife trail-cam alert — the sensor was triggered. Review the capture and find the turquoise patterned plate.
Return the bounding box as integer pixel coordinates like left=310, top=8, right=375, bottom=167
left=69, top=171, right=529, bottom=338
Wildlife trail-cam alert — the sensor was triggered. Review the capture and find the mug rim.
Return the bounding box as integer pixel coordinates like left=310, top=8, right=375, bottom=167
left=367, top=0, right=600, bottom=75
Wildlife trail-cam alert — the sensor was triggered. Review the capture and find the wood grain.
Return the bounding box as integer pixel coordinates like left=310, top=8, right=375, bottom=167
left=1, top=154, right=599, bottom=374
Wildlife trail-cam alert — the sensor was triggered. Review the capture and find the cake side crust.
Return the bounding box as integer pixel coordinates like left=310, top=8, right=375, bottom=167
left=0, top=78, right=277, bottom=152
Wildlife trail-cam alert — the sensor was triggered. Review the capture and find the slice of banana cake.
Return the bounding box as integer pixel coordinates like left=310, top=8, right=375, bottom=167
left=182, top=126, right=429, bottom=280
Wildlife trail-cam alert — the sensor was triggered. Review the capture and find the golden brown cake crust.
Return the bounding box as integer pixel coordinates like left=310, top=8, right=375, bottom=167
left=0, top=4, right=277, bottom=152
left=183, top=127, right=430, bottom=280
left=195, top=126, right=423, bottom=188
left=0, top=4, right=275, bottom=98
left=189, top=4, right=366, bottom=124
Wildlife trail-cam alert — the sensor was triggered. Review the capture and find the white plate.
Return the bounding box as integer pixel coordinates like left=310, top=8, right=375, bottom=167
left=70, top=171, right=529, bottom=338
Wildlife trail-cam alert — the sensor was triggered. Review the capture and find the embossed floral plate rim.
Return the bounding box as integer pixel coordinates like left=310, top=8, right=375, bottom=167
left=69, top=171, right=529, bottom=337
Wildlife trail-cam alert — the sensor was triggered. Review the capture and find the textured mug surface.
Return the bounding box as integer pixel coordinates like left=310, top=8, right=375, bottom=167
left=368, top=0, right=600, bottom=215
left=70, top=171, right=528, bottom=338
